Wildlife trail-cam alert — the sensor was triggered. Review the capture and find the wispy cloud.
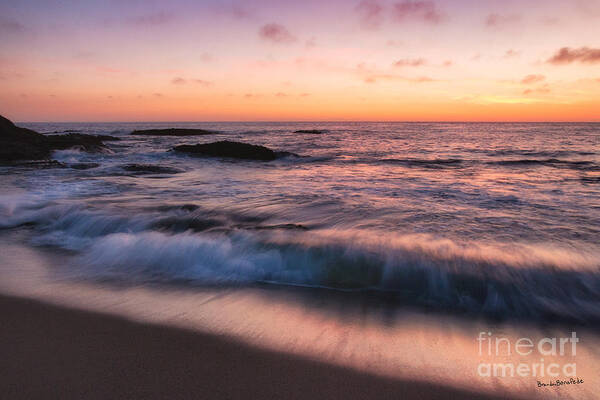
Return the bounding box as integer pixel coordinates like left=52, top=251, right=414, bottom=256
left=393, top=58, right=426, bottom=67
left=386, top=40, right=403, bottom=47
left=355, top=0, right=384, bottom=30
left=521, top=74, right=545, bottom=84
left=259, top=23, right=296, bottom=44
left=547, top=47, right=600, bottom=64
left=305, top=37, right=317, bottom=48
left=128, top=11, right=174, bottom=26
left=392, top=1, right=444, bottom=24
left=523, top=85, right=550, bottom=95
left=365, top=74, right=435, bottom=83
left=0, top=17, right=25, bottom=33
left=193, top=79, right=212, bottom=87
left=199, top=53, right=214, bottom=63
left=171, top=77, right=213, bottom=86
left=503, top=49, right=521, bottom=58
left=485, top=13, right=520, bottom=28
left=228, top=4, right=253, bottom=19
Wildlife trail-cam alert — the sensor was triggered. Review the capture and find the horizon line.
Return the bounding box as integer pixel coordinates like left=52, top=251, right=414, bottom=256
left=16, top=120, right=600, bottom=124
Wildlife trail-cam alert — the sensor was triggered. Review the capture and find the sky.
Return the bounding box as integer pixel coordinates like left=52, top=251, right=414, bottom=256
left=1, top=0, right=599, bottom=122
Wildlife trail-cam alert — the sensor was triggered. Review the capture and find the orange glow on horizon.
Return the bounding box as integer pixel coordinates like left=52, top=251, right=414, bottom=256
left=1, top=0, right=599, bottom=122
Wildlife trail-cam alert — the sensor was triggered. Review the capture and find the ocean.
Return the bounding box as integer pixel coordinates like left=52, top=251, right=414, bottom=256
left=1, top=121, right=599, bottom=397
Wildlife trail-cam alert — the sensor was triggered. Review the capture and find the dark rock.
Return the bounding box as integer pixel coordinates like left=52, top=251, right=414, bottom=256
left=0, top=115, right=114, bottom=164
left=121, top=164, right=183, bottom=174
left=48, top=129, right=81, bottom=134
left=173, top=140, right=278, bottom=161
left=70, top=163, right=100, bottom=170
left=0, top=115, right=51, bottom=162
left=243, top=223, right=308, bottom=231
left=3, top=160, right=66, bottom=169
left=44, top=133, right=112, bottom=152
left=294, top=129, right=326, bottom=134
left=581, top=176, right=600, bottom=184
left=156, top=204, right=200, bottom=212
left=131, top=128, right=217, bottom=136
left=88, top=134, right=120, bottom=141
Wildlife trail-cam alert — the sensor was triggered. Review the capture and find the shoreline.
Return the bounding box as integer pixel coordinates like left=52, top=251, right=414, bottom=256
left=0, top=294, right=509, bottom=400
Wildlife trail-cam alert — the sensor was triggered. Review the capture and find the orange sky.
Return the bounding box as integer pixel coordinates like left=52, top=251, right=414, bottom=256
left=1, top=0, right=599, bottom=122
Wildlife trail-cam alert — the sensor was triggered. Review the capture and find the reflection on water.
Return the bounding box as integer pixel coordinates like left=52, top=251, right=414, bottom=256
left=1, top=122, right=599, bottom=398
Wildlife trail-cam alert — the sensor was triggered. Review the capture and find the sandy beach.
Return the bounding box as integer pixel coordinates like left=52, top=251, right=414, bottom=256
left=0, top=294, right=511, bottom=400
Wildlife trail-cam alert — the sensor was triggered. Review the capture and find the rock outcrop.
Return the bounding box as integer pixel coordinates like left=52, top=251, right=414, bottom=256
left=121, top=164, right=183, bottom=174
left=294, top=129, right=326, bottom=134
left=0, top=115, right=116, bottom=164
left=173, top=140, right=279, bottom=161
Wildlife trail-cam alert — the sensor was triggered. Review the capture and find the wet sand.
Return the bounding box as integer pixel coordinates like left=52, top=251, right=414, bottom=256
left=0, top=294, right=509, bottom=400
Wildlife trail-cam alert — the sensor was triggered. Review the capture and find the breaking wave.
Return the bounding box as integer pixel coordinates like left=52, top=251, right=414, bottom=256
left=2, top=194, right=600, bottom=325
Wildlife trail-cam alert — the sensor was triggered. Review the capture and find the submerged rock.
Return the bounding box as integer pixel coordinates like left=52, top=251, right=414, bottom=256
left=121, top=164, right=183, bottom=174
left=243, top=223, right=308, bottom=231
left=173, top=140, right=279, bottom=161
left=4, top=160, right=66, bottom=169
left=70, top=163, right=100, bottom=170
left=44, top=133, right=115, bottom=152
left=131, top=128, right=217, bottom=136
left=294, top=129, right=326, bottom=134
left=0, top=115, right=114, bottom=164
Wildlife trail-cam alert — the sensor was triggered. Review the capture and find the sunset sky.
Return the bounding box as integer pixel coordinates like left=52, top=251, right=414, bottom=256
left=1, top=0, right=599, bottom=122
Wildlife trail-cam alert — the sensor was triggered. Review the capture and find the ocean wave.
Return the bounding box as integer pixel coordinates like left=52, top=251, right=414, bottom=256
left=488, top=158, right=597, bottom=170
left=379, top=158, right=464, bottom=168
left=4, top=194, right=600, bottom=324
left=63, top=229, right=600, bottom=323
left=482, top=149, right=596, bottom=157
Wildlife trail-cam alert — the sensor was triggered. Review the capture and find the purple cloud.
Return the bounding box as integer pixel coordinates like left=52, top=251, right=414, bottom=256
left=171, top=77, right=213, bottom=86
left=355, top=0, right=384, bottom=30
left=393, top=58, right=426, bottom=67
left=485, top=13, right=520, bottom=28
left=547, top=47, right=600, bottom=64
left=392, top=1, right=444, bottom=24
left=521, top=74, right=545, bottom=84
left=503, top=49, right=520, bottom=58
left=305, top=37, right=317, bottom=48
left=193, top=79, right=212, bottom=87
left=0, top=17, right=25, bottom=33
left=259, top=23, right=296, bottom=44
left=199, top=53, right=214, bottom=63
left=128, top=12, right=174, bottom=26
